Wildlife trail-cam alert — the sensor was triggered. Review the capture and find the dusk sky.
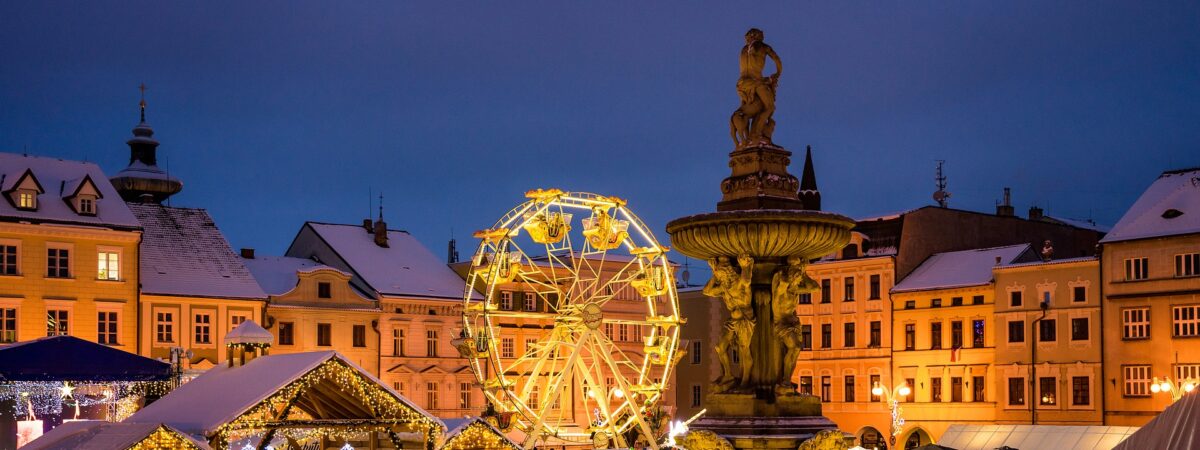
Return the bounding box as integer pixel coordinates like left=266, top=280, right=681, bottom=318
left=2, top=2, right=1197, bottom=278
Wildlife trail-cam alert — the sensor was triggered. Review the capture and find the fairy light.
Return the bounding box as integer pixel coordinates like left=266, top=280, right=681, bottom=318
left=0, top=380, right=169, bottom=418
left=125, top=425, right=207, bottom=450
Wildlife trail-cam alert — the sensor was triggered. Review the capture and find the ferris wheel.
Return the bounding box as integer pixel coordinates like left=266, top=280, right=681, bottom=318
left=457, top=189, right=683, bottom=449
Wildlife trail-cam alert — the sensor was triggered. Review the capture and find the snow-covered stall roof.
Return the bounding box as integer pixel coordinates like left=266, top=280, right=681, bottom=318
left=129, top=204, right=267, bottom=300
left=1112, top=389, right=1200, bottom=450
left=0, top=153, right=140, bottom=229
left=224, top=320, right=273, bottom=345
left=892, top=244, right=1033, bottom=293
left=304, top=222, right=472, bottom=300
left=938, top=424, right=1139, bottom=450
left=23, top=421, right=210, bottom=450
left=442, top=417, right=521, bottom=450
left=125, top=351, right=438, bottom=437
left=1101, top=168, right=1200, bottom=243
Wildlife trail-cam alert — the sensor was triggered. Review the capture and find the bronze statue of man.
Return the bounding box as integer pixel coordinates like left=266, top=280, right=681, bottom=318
left=732, top=28, right=782, bottom=148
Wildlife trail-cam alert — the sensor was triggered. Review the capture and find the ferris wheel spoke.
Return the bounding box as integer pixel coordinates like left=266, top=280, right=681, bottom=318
left=586, top=338, right=659, bottom=449
left=524, top=330, right=589, bottom=441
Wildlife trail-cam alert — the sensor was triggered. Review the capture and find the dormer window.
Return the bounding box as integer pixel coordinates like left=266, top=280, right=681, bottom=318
left=6, top=169, right=44, bottom=211
left=78, top=196, right=95, bottom=215
left=16, top=191, right=36, bottom=210
left=63, top=175, right=102, bottom=216
left=317, top=282, right=331, bottom=299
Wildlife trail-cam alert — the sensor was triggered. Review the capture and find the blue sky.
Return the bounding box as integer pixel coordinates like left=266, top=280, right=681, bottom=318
left=1, top=2, right=1197, bottom=275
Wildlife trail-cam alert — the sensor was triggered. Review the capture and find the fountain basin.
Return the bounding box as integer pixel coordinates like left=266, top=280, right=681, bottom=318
left=666, top=209, right=854, bottom=260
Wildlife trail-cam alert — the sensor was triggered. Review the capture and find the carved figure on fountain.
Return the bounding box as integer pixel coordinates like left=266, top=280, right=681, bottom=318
left=772, top=255, right=819, bottom=392
left=704, top=254, right=756, bottom=391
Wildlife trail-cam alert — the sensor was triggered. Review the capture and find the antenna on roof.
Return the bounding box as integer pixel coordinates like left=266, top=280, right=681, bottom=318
left=933, top=160, right=950, bottom=208
left=378, top=193, right=384, bottom=222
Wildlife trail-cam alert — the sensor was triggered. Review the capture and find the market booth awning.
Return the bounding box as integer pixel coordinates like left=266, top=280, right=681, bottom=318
left=0, top=336, right=170, bottom=382
left=1113, top=390, right=1200, bottom=450
left=22, top=421, right=210, bottom=450
left=441, top=417, right=521, bottom=450
left=937, top=424, right=1139, bottom=450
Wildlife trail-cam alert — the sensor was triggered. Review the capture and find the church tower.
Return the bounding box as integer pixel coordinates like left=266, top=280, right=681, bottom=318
left=110, top=86, right=183, bottom=203
left=797, top=145, right=821, bottom=211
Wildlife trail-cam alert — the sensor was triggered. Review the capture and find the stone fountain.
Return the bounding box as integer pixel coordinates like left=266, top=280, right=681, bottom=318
left=666, top=28, right=855, bottom=449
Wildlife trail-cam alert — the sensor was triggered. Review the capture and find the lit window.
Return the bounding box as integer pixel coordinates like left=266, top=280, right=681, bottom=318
left=17, top=191, right=36, bottom=209
left=1123, top=366, right=1151, bottom=397
left=1123, top=307, right=1150, bottom=339
left=97, top=251, right=119, bottom=280
left=1125, top=257, right=1149, bottom=281
left=97, top=311, right=118, bottom=345
left=1175, top=365, right=1200, bottom=390
left=1172, top=305, right=1200, bottom=337
left=1039, top=377, right=1056, bottom=405
left=1176, top=253, right=1200, bottom=277
left=46, top=309, right=68, bottom=336
left=194, top=313, right=212, bottom=344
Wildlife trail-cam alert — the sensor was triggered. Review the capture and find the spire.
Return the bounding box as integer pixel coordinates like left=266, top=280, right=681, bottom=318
left=797, top=145, right=821, bottom=210
left=110, top=84, right=183, bottom=204
left=373, top=193, right=389, bottom=248
left=138, top=83, right=147, bottom=123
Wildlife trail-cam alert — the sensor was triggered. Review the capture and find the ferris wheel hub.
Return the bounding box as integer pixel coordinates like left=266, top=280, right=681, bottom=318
left=580, top=303, right=603, bottom=330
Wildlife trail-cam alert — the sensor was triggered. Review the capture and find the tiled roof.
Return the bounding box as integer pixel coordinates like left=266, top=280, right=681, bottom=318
left=129, top=204, right=266, bottom=299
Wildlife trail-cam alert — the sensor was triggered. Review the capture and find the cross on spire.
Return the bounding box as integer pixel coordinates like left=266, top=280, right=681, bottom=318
left=138, top=83, right=148, bottom=122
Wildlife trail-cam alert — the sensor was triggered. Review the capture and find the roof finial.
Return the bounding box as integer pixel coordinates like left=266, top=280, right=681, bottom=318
left=138, top=83, right=148, bottom=122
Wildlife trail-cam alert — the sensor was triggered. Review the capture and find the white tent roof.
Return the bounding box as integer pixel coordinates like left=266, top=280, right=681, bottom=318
left=1113, top=391, right=1200, bottom=450
left=224, top=320, right=273, bottom=344
left=23, top=421, right=210, bottom=450
left=937, top=424, right=1139, bottom=450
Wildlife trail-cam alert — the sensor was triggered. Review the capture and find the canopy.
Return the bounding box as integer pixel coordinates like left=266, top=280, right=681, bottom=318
left=0, top=336, right=170, bottom=382
left=22, top=421, right=210, bottom=450
left=1113, top=391, right=1200, bottom=450
left=938, top=424, right=1138, bottom=450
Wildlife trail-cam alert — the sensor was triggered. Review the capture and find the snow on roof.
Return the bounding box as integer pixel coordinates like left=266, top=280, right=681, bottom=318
left=23, top=421, right=210, bottom=450
left=1101, top=168, right=1200, bottom=243
left=305, top=223, right=472, bottom=300
left=892, top=244, right=1032, bottom=293
left=243, top=255, right=350, bottom=296
left=1113, top=386, right=1200, bottom=449
left=997, top=255, right=1098, bottom=270
left=1043, top=215, right=1111, bottom=233
left=224, top=320, right=273, bottom=344
left=127, top=351, right=436, bottom=436
left=130, top=204, right=266, bottom=300
left=939, top=424, right=1139, bottom=450
left=0, top=153, right=140, bottom=229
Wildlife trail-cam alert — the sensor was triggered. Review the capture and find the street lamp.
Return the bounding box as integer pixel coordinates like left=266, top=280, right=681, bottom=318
left=872, top=381, right=912, bottom=449
left=1150, top=377, right=1197, bottom=401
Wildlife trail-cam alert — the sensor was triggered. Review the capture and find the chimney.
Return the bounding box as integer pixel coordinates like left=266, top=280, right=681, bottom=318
left=363, top=219, right=373, bottom=232
left=240, top=248, right=255, bottom=259
left=995, top=256, right=1002, bottom=266
left=447, top=238, right=459, bottom=264
left=374, top=220, right=389, bottom=248
left=996, top=187, right=1015, bottom=217
left=1028, top=206, right=1044, bottom=221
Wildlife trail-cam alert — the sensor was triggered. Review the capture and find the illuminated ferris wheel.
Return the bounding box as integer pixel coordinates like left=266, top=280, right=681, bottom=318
left=457, top=189, right=683, bottom=449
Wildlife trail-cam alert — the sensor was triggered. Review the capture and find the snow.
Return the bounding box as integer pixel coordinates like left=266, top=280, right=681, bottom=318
left=305, top=223, right=475, bottom=300
left=224, top=320, right=273, bottom=344
left=111, top=160, right=181, bottom=183
left=129, top=204, right=267, bottom=300
left=1101, top=168, right=1200, bottom=243
left=999, top=255, right=1097, bottom=269
left=939, top=424, right=1138, bottom=450
left=892, top=244, right=1033, bottom=293
left=127, top=351, right=436, bottom=436
left=22, top=421, right=210, bottom=450
left=1043, top=215, right=1111, bottom=233
left=0, top=153, right=140, bottom=229
left=243, top=255, right=350, bottom=296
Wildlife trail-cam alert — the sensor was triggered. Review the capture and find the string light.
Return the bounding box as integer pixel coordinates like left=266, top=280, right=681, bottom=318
left=442, top=421, right=521, bottom=450
left=0, top=380, right=169, bottom=418
left=125, top=425, right=207, bottom=450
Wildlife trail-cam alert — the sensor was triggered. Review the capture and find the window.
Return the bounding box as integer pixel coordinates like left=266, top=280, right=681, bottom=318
left=904, top=378, right=915, bottom=402
left=46, top=309, right=68, bottom=336
left=194, top=313, right=212, bottom=345
left=1039, top=377, right=1057, bottom=405
left=820, top=376, right=831, bottom=402
left=1008, top=320, right=1026, bottom=343
left=843, top=322, right=855, bottom=348
left=799, top=376, right=813, bottom=395
left=392, top=329, right=404, bottom=355
left=973, top=376, right=985, bottom=402
left=426, top=330, right=438, bottom=356
left=500, top=291, right=513, bottom=310
left=973, top=320, right=985, bottom=347
left=318, top=282, right=331, bottom=298
left=820, top=279, right=831, bottom=303
left=972, top=295, right=984, bottom=305
left=1039, top=319, right=1057, bottom=342
left=821, top=324, right=832, bottom=349
left=523, top=292, right=536, bottom=311
left=460, top=382, right=473, bottom=409
left=844, top=277, right=855, bottom=301
left=931, top=298, right=942, bottom=308
left=1072, top=377, right=1090, bottom=406
left=951, top=297, right=963, bottom=307
left=931, top=378, right=942, bottom=402
left=870, top=375, right=881, bottom=402
left=951, top=321, right=963, bottom=348
left=230, top=314, right=247, bottom=328
left=1123, top=307, right=1150, bottom=339
left=930, top=322, right=942, bottom=350
left=1173, top=305, right=1200, bottom=337
left=97, top=252, right=119, bottom=280
left=97, top=311, right=117, bottom=345
left=1123, top=365, right=1151, bottom=397
left=1072, top=286, right=1087, bottom=303
left=353, top=325, right=367, bottom=347
left=869, top=321, right=881, bottom=348
left=691, top=385, right=702, bottom=407
left=394, top=382, right=405, bottom=395
left=1178, top=253, right=1200, bottom=277
left=17, top=191, right=35, bottom=209
left=317, top=323, right=332, bottom=346
left=869, top=274, right=881, bottom=299
left=605, top=323, right=614, bottom=339
left=798, top=292, right=812, bottom=304
left=619, top=324, right=628, bottom=342
left=0, top=308, right=15, bottom=343
left=47, top=248, right=69, bottom=278
left=524, top=338, right=537, bottom=356
left=904, top=324, right=915, bottom=350
left=951, top=377, right=963, bottom=402
left=279, top=322, right=294, bottom=346
left=501, top=338, right=514, bottom=358
left=691, top=340, right=702, bottom=364
left=801, top=325, right=812, bottom=350
left=844, top=376, right=855, bottom=402
left=1010, top=291, right=1023, bottom=307
left=1175, top=365, right=1200, bottom=388
left=426, top=382, right=438, bottom=409
left=905, top=300, right=915, bottom=310
left=0, top=245, right=16, bottom=275
left=1008, top=377, right=1026, bottom=405
left=78, top=197, right=94, bottom=214
left=156, top=312, right=174, bottom=343
left=1071, top=317, right=1089, bottom=341
left=1125, top=257, right=1148, bottom=281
